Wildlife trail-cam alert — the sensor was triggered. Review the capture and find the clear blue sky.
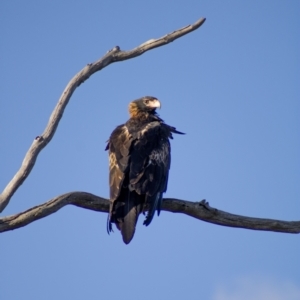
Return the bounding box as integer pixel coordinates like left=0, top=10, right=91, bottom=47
left=1, top=1, right=299, bottom=299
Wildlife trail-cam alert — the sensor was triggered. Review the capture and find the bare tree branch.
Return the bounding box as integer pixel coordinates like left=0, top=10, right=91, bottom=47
left=1, top=17, right=298, bottom=238
left=0, top=17, right=206, bottom=213
left=1, top=193, right=299, bottom=234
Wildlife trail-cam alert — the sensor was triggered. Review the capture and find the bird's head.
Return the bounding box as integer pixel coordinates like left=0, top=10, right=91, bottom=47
left=128, top=96, right=161, bottom=117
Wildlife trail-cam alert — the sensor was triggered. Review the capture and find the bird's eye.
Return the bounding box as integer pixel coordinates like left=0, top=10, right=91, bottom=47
left=145, top=100, right=150, bottom=104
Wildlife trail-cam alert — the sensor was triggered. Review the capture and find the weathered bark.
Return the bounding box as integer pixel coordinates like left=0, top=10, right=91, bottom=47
left=0, top=193, right=299, bottom=234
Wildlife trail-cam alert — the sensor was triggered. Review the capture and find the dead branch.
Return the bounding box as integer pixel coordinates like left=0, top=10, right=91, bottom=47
left=1, top=17, right=298, bottom=237
left=0, top=17, right=206, bottom=213
left=0, top=193, right=299, bottom=234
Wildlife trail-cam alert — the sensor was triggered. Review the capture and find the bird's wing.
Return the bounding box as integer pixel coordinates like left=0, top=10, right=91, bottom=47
left=106, top=124, right=133, bottom=206
left=129, top=122, right=171, bottom=225
left=107, top=124, right=142, bottom=243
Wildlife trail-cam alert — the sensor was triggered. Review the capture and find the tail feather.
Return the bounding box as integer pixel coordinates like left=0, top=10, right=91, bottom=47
left=109, top=191, right=142, bottom=244
left=120, top=198, right=142, bottom=244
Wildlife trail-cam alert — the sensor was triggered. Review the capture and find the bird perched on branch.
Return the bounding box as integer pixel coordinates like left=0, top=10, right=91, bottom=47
left=106, top=96, right=184, bottom=244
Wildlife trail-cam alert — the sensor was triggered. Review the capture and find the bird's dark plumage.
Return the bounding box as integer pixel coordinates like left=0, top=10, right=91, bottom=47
left=106, top=96, right=184, bottom=244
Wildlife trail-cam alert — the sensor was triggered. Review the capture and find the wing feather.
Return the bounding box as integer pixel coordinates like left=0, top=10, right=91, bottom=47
left=107, top=125, right=132, bottom=197
left=128, top=121, right=171, bottom=226
left=106, top=125, right=133, bottom=233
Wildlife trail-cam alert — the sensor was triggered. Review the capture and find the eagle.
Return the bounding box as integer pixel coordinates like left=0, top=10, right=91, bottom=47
left=105, top=96, right=184, bottom=244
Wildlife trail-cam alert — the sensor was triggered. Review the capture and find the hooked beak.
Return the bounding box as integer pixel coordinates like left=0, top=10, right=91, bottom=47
left=150, top=99, right=161, bottom=109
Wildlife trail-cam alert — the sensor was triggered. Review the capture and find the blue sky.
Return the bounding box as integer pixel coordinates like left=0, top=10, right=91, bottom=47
left=1, top=1, right=299, bottom=299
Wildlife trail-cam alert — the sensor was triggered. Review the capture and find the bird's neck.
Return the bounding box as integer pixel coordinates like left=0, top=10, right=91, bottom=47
left=130, top=110, right=156, bottom=121
left=126, top=111, right=163, bottom=132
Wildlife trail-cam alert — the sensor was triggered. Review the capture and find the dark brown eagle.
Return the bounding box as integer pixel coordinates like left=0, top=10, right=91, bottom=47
left=105, top=96, right=184, bottom=244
